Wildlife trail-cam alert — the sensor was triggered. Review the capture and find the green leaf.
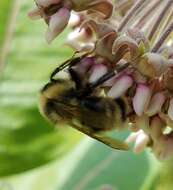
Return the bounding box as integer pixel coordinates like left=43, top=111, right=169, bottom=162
left=0, top=106, right=81, bottom=177
left=0, top=0, right=77, bottom=176
left=58, top=132, right=151, bottom=190
left=142, top=159, right=173, bottom=190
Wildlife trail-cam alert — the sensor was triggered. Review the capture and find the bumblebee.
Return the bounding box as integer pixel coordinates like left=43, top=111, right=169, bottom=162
left=39, top=54, right=130, bottom=150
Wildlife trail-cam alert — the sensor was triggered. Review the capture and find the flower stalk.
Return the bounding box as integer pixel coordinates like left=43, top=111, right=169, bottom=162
left=29, top=0, right=173, bottom=160
left=152, top=22, right=173, bottom=52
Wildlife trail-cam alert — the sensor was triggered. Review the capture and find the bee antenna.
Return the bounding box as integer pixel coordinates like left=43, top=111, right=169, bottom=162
left=50, top=61, right=70, bottom=81
left=50, top=51, right=80, bottom=81
left=50, top=51, right=91, bottom=82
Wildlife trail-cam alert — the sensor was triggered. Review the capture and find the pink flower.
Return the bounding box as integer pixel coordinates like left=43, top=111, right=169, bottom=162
left=32, top=0, right=173, bottom=161
left=28, top=0, right=113, bottom=42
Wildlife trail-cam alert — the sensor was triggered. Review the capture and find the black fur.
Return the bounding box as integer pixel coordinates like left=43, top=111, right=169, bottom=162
left=114, top=98, right=126, bottom=121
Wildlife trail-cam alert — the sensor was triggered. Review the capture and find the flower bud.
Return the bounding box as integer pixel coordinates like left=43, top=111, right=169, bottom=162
left=89, top=64, right=108, bottom=83
left=46, top=8, right=70, bottom=43
left=134, top=131, right=149, bottom=154
left=146, top=92, right=165, bottom=116
left=133, top=84, right=151, bottom=116
left=107, top=75, right=133, bottom=98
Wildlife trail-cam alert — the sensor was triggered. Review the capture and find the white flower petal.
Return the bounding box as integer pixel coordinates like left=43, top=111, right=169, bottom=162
left=125, top=132, right=139, bottom=144
left=133, top=84, right=151, bottom=116
left=107, top=75, right=133, bottom=98
left=67, top=28, right=88, bottom=41
left=80, top=43, right=94, bottom=52
left=146, top=92, right=165, bottom=116
left=65, top=39, right=83, bottom=51
left=68, top=12, right=81, bottom=27
left=89, top=64, right=107, bottom=83
left=134, top=131, right=149, bottom=154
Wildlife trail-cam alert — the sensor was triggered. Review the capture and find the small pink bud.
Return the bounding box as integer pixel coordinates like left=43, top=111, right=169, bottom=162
left=125, top=131, right=139, bottom=144
left=134, top=131, right=149, bottom=154
left=67, top=28, right=89, bottom=42
left=146, top=92, right=165, bottom=116
left=68, top=12, right=81, bottom=27
left=168, top=98, right=173, bottom=120
left=46, top=8, right=70, bottom=43
left=73, top=57, right=94, bottom=74
left=79, top=43, right=94, bottom=52
left=133, top=84, right=151, bottom=116
left=65, top=40, right=82, bottom=51
left=89, top=64, right=107, bottom=83
left=107, top=75, right=133, bottom=98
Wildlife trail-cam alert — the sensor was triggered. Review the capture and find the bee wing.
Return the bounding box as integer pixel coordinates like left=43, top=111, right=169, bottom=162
left=71, top=123, right=129, bottom=150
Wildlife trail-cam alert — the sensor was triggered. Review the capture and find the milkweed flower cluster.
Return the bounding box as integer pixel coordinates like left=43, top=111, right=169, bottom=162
left=28, top=0, right=113, bottom=43
left=29, top=0, right=173, bottom=160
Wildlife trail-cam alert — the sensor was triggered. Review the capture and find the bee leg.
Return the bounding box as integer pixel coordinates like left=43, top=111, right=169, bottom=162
left=69, top=67, right=84, bottom=89
left=114, top=98, right=127, bottom=121
left=50, top=52, right=80, bottom=81
left=50, top=59, right=72, bottom=81
left=90, top=71, right=116, bottom=89
left=71, top=123, right=129, bottom=150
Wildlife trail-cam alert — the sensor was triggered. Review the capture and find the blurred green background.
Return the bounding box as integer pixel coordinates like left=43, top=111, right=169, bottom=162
left=0, top=1, right=172, bottom=190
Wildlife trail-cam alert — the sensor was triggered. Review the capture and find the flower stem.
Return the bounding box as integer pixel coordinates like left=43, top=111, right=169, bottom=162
left=134, top=0, right=161, bottom=29
left=152, top=3, right=173, bottom=47
left=118, top=0, right=146, bottom=32
left=152, top=22, right=173, bottom=52
left=148, top=0, right=173, bottom=41
left=0, top=0, right=20, bottom=73
left=115, top=0, right=134, bottom=14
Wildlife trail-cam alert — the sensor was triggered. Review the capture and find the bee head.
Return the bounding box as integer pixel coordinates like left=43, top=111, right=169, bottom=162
left=39, top=79, right=78, bottom=125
